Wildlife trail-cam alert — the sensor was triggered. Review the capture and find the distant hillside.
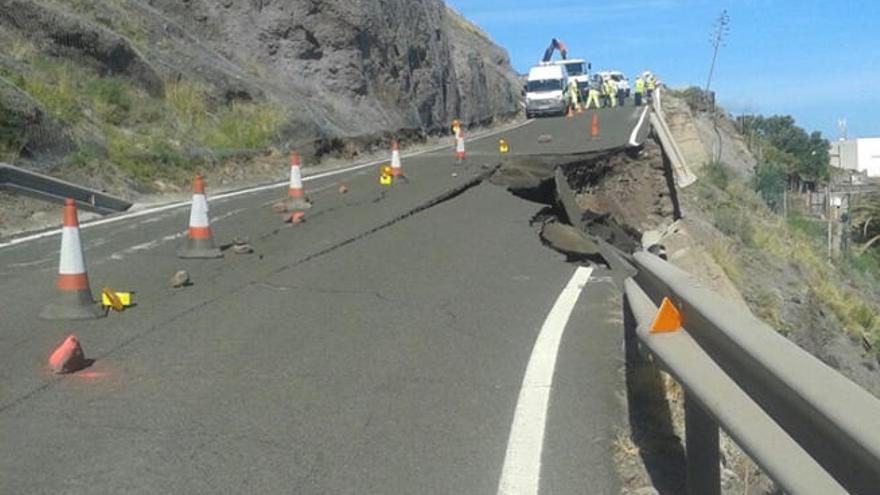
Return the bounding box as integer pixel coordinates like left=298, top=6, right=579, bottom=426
left=0, top=0, right=522, bottom=192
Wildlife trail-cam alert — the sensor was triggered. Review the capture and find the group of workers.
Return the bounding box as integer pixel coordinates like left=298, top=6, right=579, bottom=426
left=568, top=71, right=657, bottom=112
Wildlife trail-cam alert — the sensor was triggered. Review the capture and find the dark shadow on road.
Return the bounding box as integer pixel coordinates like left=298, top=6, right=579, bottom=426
left=623, top=296, right=687, bottom=494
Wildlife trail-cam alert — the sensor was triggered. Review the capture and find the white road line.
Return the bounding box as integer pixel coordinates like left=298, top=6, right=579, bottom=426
left=497, top=266, right=593, bottom=495
left=628, top=106, right=650, bottom=147
left=0, top=120, right=533, bottom=251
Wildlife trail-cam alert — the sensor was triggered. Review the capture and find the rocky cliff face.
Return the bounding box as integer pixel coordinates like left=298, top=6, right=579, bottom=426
left=0, top=0, right=521, bottom=171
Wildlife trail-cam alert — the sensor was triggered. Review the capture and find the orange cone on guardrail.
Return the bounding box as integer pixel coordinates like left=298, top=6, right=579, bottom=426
left=178, top=174, right=222, bottom=259
left=650, top=297, right=682, bottom=333
left=275, top=152, right=312, bottom=212
left=40, top=198, right=105, bottom=320
left=455, top=129, right=466, bottom=162
left=390, top=140, right=403, bottom=177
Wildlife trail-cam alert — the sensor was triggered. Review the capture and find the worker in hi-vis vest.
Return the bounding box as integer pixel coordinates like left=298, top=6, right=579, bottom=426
left=568, top=79, right=580, bottom=111
left=634, top=76, right=645, bottom=107
left=585, top=82, right=601, bottom=109
left=603, top=78, right=617, bottom=108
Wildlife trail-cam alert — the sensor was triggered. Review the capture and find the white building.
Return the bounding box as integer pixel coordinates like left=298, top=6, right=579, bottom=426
left=830, top=138, right=880, bottom=177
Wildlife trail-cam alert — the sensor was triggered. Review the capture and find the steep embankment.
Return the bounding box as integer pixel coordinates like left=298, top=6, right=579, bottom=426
left=0, top=0, right=521, bottom=192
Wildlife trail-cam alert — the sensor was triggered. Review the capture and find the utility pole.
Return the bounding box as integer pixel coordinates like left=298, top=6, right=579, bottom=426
left=827, top=184, right=833, bottom=261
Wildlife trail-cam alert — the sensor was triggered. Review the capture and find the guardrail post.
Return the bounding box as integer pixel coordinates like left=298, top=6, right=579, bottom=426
left=685, top=392, right=720, bottom=495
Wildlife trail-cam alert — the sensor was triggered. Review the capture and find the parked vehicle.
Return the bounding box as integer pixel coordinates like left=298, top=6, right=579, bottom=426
left=549, top=58, right=591, bottom=100
left=597, top=70, right=630, bottom=97
left=525, top=64, right=569, bottom=118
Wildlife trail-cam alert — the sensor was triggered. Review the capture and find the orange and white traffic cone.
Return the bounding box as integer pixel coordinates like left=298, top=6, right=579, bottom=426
left=178, top=174, right=222, bottom=259
left=275, top=152, right=312, bottom=212
left=590, top=113, right=600, bottom=139
left=40, top=198, right=104, bottom=320
left=390, top=140, right=402, bottom=177
left=455, top=130, right=466, bottom=163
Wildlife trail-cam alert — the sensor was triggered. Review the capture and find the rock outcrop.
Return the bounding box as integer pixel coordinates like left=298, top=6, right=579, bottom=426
left=0, top=0, right=521, bottom=162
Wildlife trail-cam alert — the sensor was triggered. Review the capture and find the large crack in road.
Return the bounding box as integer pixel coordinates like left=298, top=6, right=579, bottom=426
left=0, top=165, right=503, bottom=415
left=489, top=138, right=678, bottom=274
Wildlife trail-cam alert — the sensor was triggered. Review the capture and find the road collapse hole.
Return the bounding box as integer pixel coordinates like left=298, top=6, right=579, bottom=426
left=491, top=140, right=678, bottom=265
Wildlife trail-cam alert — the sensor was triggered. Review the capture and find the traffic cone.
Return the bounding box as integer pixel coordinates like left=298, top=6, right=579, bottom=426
left=275, top=152, right=312, bottom=212
left=286, top=211, right=306, bottom=225
left=590, top=113, right=600, bottom=138
left=178, top=174, right=222, bottom=259
left=455, top=130, right=466, bottom=162
left=390, top=140, right=402, bottom=177
left=48, top=334, right=88, bottom=374
left=40, top=198, right=104, bottom=320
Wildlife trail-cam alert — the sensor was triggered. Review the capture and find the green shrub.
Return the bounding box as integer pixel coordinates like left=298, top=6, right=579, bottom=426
left=0, top=104, right=24, bottom=158
left=786, top=212, right=825, bottom=239
left=704, top=160, right=730, bottom=191
left=200, top=102, right=282, bottom=150
left=19, top=69, right=80, bottom=122
left=165, top=80, right=208, bottom=130
left=85, top=77, right=132, bottom=125
left=753, top=159, right=786, bottom=208
left=713, top=205, right=755, bottom=246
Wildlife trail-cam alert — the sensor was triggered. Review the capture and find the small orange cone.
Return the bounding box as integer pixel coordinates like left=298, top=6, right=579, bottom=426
left=178, top=174, right=222, bottom=259
left=286, top=211, right=306, bottom=225
left=390, top=140, right=402, bottom=177
left=455, top=129, right=466, bottom=162
left=650, top=297, right=683, bottom=333
left=48, top=334, right=88, bottom=374
left=590, top=113, right=600, bottom=138
left=40, top=199, right=104, bottom=320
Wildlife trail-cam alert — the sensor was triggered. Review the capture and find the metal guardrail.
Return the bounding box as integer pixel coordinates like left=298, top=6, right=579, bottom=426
left=625, top=251, right=880, bottom=494
left=0, top=163, right=132, bottom=214
left=651, top=88, right=697, bottom=188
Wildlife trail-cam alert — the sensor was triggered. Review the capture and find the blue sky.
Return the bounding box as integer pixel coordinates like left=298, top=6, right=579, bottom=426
left=446, top=0, right=880, bottom=139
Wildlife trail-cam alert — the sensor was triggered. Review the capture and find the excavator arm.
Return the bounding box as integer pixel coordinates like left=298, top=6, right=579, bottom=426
left=541, top=38, right=568, bottom=62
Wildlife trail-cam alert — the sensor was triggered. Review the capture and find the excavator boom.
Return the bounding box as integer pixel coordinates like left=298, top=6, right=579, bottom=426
left=541, top=38, right=568, bottom=62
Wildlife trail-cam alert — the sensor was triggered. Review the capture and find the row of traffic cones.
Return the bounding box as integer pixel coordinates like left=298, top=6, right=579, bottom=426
left=41, top=131, right=473, bottom=322
left=41, top=126, right=473, bottom=372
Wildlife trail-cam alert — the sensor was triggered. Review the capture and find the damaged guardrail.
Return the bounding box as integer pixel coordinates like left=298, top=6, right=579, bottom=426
left=651, top=88, right=697, bottom=188
left=625, top=251, right=880, bottom=494
left=0, top=163, right=132, bottom=214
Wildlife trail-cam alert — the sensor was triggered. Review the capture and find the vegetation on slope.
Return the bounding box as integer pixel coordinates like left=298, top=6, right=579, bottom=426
left=0, top=36, right=283, bottom=187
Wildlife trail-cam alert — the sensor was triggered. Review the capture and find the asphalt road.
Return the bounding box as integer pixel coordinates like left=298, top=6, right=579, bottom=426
left=0, top=104, right=648, bottom=494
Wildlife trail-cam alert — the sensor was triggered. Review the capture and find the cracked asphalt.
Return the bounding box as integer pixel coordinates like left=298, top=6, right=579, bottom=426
left=0, top=107, right=645, bottom=494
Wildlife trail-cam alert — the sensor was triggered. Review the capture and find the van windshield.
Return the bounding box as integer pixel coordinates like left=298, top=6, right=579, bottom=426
left=527, top=79, right=563, bottom=92
left=564, top=63, right=585, bottom=76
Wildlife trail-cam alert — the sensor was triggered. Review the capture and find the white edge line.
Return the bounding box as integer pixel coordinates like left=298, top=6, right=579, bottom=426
left=0, top=119, right=534, bottom=250
left=497, top=266, right=593, bottom=495
left=628, top=106, right=650, bottom=147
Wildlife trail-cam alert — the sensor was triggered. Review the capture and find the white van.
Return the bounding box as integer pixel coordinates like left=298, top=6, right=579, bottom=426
left=550, top=59, right=590, bottom=99
left=525, top=64, right=569, bottom=118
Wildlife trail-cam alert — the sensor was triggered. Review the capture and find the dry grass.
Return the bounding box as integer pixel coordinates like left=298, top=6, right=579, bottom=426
left=707, top=239, right=743, bottom=285
left=698, top=163, right=880, bottom=349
